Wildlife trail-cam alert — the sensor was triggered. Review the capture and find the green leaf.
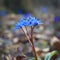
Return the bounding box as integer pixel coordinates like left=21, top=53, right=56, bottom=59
left=44, top=51, right=58, bottom=60
left=28, top=57, right=41, bottom=60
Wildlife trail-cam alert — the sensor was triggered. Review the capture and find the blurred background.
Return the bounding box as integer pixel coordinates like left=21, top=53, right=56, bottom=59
left=0, top=0, right=60, bottom=60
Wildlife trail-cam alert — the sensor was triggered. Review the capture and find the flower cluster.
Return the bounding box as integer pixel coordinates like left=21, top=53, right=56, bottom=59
left=14, top=14, right=43, bottom=60
left=15, top=15, right=43, bottom=30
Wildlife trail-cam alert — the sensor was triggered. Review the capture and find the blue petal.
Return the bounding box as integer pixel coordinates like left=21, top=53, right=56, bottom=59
left=35, top=18, right=43, bottom=24
left=15, top=22, right=24, bottom=30
left=15, top=23, right=21, bottom=29
left=22, top=20, right=29, bottom=26
left=28, top=17, right=43, bottom=26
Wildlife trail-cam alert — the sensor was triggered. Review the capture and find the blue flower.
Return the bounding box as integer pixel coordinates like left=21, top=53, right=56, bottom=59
left=34, top=18, right=43, bottom=25
left=23, top=20, right=30, bottom=26
left=15, top=15, right=43, bottom=30
left=15, top=22, right=24, bottom=30
left=15, top=20, right=29, bottom=30
left=15, top=23, right=21, bottom=29
left=29, top=16, right=43, bottom=26
left=19, top=13, right=32, bottom=22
